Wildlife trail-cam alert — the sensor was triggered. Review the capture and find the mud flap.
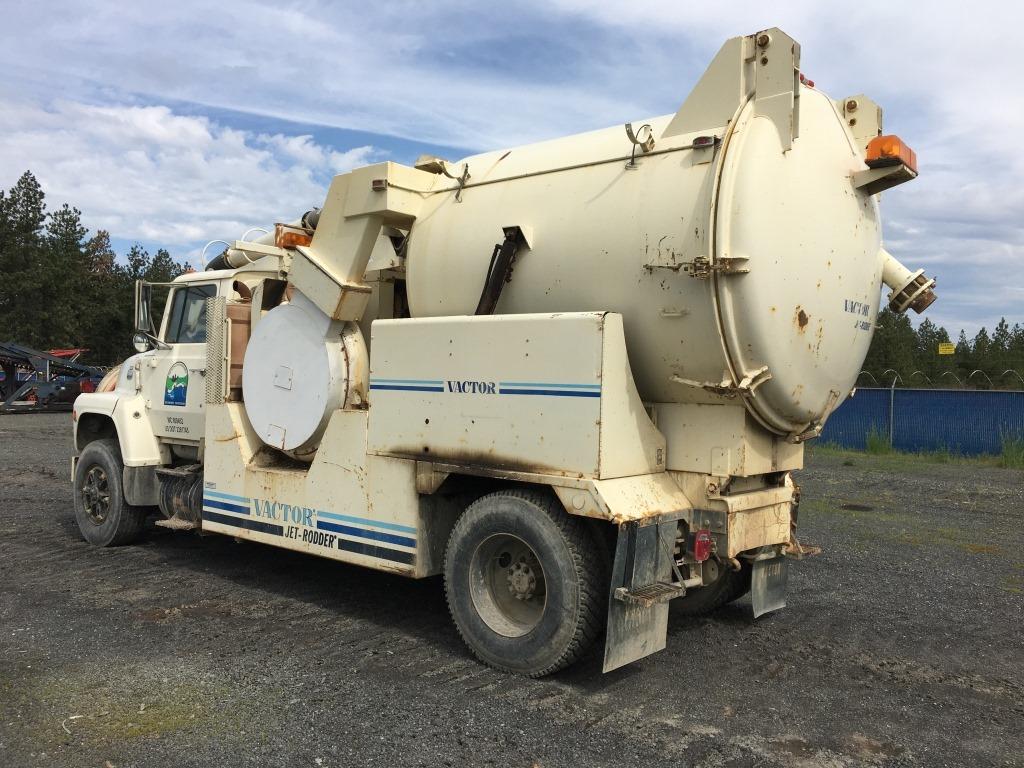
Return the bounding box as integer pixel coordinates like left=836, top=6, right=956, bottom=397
left=602, top=518, right=680, bottom=673
left=751, top=555, right=789, bottom=618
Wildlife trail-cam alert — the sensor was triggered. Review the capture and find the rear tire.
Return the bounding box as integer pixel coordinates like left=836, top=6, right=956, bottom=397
left=73, top=439, right=147, bottom=547
left=674, top=560, right=752, bottom=616
left=444, top=489, right=606, bottom=677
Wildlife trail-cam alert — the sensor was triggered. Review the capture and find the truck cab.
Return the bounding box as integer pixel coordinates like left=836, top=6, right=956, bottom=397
left=71, top=263, right=272, bottom=542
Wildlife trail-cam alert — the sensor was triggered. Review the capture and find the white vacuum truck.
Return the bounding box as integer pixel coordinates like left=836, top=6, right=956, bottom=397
left=71, top=28, right=936, bottom=676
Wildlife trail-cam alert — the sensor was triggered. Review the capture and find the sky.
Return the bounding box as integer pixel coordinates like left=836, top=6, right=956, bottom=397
left=1, top=0, right=1020, bottom=337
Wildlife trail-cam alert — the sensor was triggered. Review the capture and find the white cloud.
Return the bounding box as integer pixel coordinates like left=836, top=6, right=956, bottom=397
left=0, top=0, right=1020, bottom=334
left=0, top=98, right=377, bottom=263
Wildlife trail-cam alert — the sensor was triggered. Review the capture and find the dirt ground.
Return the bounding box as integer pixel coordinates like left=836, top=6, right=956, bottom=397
left=1, top=413, right=1022, bottom=768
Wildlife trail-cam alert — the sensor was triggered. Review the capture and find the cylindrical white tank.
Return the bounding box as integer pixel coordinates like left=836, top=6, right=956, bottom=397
left=242, top=291, right=368, bottom=460
left=405, top=86, right=892, bottom=437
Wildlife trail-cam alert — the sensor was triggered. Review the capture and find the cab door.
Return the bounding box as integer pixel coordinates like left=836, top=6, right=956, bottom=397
left=145, top=281, right=219, bottom=443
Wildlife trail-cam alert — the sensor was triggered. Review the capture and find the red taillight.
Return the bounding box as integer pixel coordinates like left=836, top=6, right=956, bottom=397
left=688, top=529, right=713, bottom=562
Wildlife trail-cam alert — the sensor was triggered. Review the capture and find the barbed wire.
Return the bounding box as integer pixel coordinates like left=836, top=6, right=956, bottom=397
left=857, top=369, right=1024, bottom=390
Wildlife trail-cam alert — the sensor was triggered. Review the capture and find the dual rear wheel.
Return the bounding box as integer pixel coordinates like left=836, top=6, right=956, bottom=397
left=444, top=489, right=607, bottom=677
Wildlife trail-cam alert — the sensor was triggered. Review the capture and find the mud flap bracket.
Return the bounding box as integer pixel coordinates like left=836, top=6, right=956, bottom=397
left=603, top=516, right=682, bottom=673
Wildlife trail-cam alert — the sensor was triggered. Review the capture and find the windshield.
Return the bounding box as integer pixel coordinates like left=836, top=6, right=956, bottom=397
left=164, top=284, right=217, bottom=343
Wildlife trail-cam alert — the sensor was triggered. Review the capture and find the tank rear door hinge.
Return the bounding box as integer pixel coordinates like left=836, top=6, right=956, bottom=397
left=671, top=365, right=771, bottom=399
left=684, top=255, right=749, bottom=279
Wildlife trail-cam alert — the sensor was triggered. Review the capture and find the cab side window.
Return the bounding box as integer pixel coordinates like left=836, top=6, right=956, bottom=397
left=164, top=284, right=217, bottom=343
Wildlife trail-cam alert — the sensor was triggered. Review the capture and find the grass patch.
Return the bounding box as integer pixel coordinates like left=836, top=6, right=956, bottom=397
left=999, top=434, right=1024, bottom=469
left=1, top=662, right=248, bottom=753
left=809, top=440, right=1020, bottom=469
left=864, top=425, right=893, bottom=454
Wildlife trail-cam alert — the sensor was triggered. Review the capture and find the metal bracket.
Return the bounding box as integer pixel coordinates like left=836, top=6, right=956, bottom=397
left=851, top=164, right=917, bottom=196
left=625, top=122, right=655, bottom=153
left=788, top=421, right=823, bottom=443
left=683, top=255, right=749, bottom=279
left=671, top=364, right=772, bottom=399
left=624, top=123, right=655, bottom=169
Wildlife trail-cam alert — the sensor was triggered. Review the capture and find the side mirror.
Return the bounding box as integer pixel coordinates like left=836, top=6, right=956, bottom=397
left=132, top=332, right=152, bottom=353
left=134, top=281, right=154, bottom=333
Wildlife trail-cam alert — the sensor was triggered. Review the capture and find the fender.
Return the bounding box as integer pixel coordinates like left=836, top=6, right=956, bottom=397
left=74, top=373, right=166, bottom=507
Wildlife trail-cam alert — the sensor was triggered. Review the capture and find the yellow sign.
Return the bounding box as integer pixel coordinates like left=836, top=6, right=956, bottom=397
left=938, top=342, right=955, bottom=355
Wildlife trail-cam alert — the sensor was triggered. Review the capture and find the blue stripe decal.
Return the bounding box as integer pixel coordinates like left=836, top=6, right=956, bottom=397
left=500, top=388, right=602, bottom=398
left=337, top=538, right=415, bottom=565
left=499, top=382, right=601, bottom=390
left=370, top=378, right=444, bottom=385
left=370, top=384, right=444, bottom=392
left=317, top=521, right=416, bottom=548
left=203, top=509, right=282, bottom=536
left=202, top=489, right=250, bottom=503
left=202, top=498, right=250, bottom=515
left=317, top=510, right=417, bottom=534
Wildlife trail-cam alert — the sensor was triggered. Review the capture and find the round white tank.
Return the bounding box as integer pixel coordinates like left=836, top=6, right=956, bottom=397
left=406, top=86, right=882, bottom=437
left=242, top=291, right=367, bottom=459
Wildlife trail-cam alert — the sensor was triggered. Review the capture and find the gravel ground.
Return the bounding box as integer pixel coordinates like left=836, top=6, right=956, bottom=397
left=1, top=413, right=1022, bottom=768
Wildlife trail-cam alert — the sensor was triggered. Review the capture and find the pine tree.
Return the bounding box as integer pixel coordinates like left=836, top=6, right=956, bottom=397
left=84, top=230, right=116, bottom=275
left=862, top=308, right=916, bottom=384
left=912, top=317, right=951, bottom=384
left=43, top=203, right=89, bottom=346
left=0, top=172, right=48, bottom=344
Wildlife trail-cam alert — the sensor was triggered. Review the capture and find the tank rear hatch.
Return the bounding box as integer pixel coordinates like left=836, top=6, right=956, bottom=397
left=712, top=88, right=883, bottom=438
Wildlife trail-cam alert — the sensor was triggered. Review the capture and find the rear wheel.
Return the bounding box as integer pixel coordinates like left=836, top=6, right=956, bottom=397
left=444, top=489, right=606, bottom=677
left=73, top=439, right=147, bottom=546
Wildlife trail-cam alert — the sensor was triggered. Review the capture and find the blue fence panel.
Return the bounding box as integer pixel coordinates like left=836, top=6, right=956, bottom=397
left=817, top=389, right=889, bottom=450
left=819, top=388, right=1024, bottom=455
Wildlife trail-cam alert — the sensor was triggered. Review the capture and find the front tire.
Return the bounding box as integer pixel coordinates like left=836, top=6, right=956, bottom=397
left=73, top=439, right=147, bottom=546
left=444, top=489, right=606, bottom=677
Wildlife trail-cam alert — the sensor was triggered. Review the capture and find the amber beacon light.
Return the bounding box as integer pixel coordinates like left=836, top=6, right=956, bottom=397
left=865, top=134, right=917, bottom=174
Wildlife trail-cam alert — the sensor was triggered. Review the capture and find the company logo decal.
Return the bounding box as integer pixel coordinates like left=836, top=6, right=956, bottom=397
left=199, top=489, right=416, bottom=566
left=164, top=362, right=188, bottom=406
left=368, top=378, right=601, bottom=398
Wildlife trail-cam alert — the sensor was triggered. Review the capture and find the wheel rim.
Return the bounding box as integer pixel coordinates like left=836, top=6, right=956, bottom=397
left=469, top=533, right=547, bottom=638
left=80, top=464, right=111, bottom=525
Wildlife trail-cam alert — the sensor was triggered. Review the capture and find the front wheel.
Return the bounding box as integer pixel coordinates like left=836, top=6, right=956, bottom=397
left=73, top=439, right=147, bottom=546
left=444, top=489, right=606, bottom=677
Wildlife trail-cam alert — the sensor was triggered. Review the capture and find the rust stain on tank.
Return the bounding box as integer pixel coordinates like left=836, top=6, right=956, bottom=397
left=795, top=306, right=809, bottom=332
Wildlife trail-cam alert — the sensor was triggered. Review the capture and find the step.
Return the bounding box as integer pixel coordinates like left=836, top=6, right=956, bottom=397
left=613, top=581, right=685, bottom=608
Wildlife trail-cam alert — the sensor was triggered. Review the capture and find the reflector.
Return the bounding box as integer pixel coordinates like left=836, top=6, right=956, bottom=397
left=689, top=529, right=713, bottom=562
